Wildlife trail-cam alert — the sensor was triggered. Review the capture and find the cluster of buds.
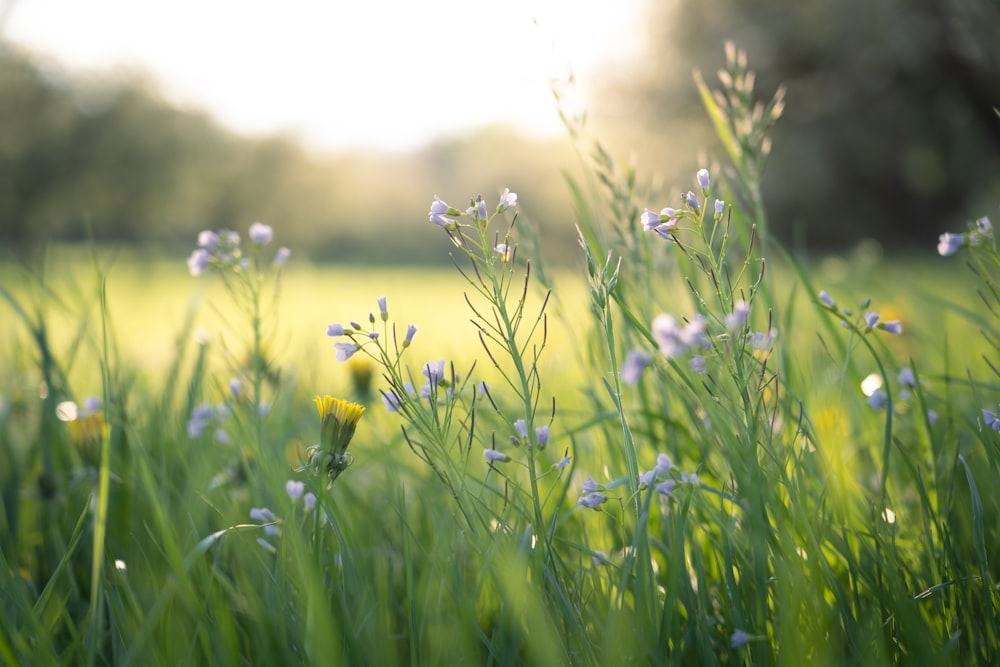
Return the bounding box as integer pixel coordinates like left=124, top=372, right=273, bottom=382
left=187, top=222, right=290, bottom=277
left=817, top=291, right=902, bottom=336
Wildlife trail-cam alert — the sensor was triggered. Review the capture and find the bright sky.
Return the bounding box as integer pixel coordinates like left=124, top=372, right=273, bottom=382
left=3, top=0, right=646, bottom=152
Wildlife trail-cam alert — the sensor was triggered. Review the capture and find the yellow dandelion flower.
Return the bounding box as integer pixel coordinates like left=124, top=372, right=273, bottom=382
left=313, top=395, right=366, bottom=479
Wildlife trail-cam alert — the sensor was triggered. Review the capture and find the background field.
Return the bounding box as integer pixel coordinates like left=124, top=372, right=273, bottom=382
left=2, top=246, right=990, bottom=404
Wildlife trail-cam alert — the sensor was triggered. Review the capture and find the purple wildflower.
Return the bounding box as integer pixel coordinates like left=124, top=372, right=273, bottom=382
left=248, top=222, right=273, bottom=245
left=937, top=233, right=963, bottom=256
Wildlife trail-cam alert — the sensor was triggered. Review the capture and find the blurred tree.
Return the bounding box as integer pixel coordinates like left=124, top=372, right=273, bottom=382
left=0, top=43, right=580, bottom=265
left=597, top=0, right=1000, bottom=249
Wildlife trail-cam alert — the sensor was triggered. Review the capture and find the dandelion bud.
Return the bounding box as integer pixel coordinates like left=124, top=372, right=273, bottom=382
left=314, top=395, right=366, bottom=478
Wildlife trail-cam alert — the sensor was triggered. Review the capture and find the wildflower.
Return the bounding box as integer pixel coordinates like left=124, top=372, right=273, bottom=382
left=864, top=311, right=880, bottom=330
left=64, top=398, right=103, bottom=461
left=258, top=402, right=271, bottom=416
left=286, top=480, right=305, bottom=500
left=554, top=454, right=571, bottom=469
left=250, top=507, right=275, bottom=522
left=198, top=230, right=220, bottom=249
left=818, top=290, right=837, bottom=309
left=927, top=410, right=939, bottom=424
left=898, top=367, right=915, bottom=388
left=725, top=300, right=750, bottom=329
left=639, top=454, right=673, bottom=485
left=867, top=389, right=887, bottom=410
left=187, top=248, right=211, bottom=276
left=578, top=492, right=607, bottom=509
left=497, top=188, right=517, bottom=212
left=377, top=296, right=388, bottom=321
left=655, top=480, right=676, bottom=497
left=715, top=199, right=725, bottom=216
left=689, top=355, right=707, bottom=374
left=652, top=314, right=682, bottom=357
left=582, top=477, right=601, bottom=494
left=731, top=629, right=752, bottom=648
left=304, top=492, right=317, bottom=510
left=465, top=195, right=488, bottom=221
left=937, top=232, right=963, bottom=256
left=484, top=448, right=508, bottom=463
left=535, top=425, right=550, bottom=448
left=80, top=396, right=101, bottom=417
left=187, top=403, right=216, bottom=438
left=334, top=342, right=360, bottom=362
left=680, top=315, right=708, bottom=347
left=251, top=507, right=280, bottom=536
left=513, top=419, right=528, bottom=440
left=684, top=191, right=700, bottom=211
left=696, top=168, right=710, bottom=189
left=982, top=409, right=1000, bottom=431
left=382, top=391, right=402, bottom=412
left=215, top=428, right=230, bottom=444
left=249, top=222, right=273, bottom=245
left=386, top=382, right=417, bottom=411
left=592, top=550, right=608, bottom=566
left=429, top=195, right=457, bottom=227
left=274, top=247, right=291, bottom=265
left=621, top=349, right=653, bottom=386
left=327, top=323, right=346, bottom=336
left=229, top=377, right=243, bottom=399
left=313, top=395, right=365, bottom=479
left=653, top=220, right=678, bottom=240
left=976, top=216, right=992, bottom=237
left=748, top=329, right=778, bottom=350
left=881, top=320, right=902, bottom=335
left=403, top=324, right=418, bottom=347
left=641, top=208, right=661, bottom=231
left=422, top=359, right=445, bottom=386
left=682, top=471, right=699, bottom=485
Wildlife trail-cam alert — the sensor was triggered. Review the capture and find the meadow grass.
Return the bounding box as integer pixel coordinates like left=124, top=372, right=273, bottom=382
left=2, top=45, right=1000, bottom=666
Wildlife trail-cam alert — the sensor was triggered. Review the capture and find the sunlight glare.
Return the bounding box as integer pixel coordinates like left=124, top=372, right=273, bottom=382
left=4, top=0, right=645, bottom=151
left=860, top=373, right=882, bottom=397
